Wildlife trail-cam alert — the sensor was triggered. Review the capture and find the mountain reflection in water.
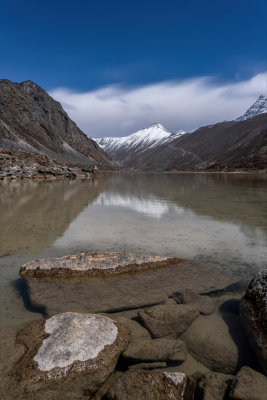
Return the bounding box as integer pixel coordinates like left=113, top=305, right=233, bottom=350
left=0, top=173, right=266, bottom=279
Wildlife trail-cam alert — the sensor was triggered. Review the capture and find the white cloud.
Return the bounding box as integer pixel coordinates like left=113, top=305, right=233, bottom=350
left=49, top=72, right=266, bottom=138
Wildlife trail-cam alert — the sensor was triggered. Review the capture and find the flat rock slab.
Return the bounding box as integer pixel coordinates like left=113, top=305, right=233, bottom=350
left=21, top=257, right=238, bottom=316
left=123, top=338, right=187, bottom=363
left=20, top=252, right=180, bottom=279
left=106, top=370, right=196, bottom=400
left=3, top=312, right=130, bottom=400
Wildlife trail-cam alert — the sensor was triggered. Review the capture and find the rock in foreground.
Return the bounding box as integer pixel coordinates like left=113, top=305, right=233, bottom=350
left=171, top=288, right=215, bottom=315
left=183, top=312, right=256, bottom=374
left=138, top=303, right=199, bottom=338
left=123, top=338, right=187, bottom=363
left=230, top=366, right=267, bottom=400
left=240, top=269, right=267, bottom=375
left=20, top=252, right=181, bottom=278
left=106, top=370, right=196, bottom=400
left=3, top=312, right=130, bottom=400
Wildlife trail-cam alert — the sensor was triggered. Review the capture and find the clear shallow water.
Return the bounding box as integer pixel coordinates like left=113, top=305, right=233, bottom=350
left=0, top=173, right=267, bottom=333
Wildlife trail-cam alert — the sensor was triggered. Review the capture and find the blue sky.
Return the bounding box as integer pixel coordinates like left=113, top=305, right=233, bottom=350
left=1, top=0, right=267, bottom=136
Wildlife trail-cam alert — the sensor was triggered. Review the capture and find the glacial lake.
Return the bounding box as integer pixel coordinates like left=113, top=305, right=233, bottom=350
left=0, top=172, right=267, bottom=334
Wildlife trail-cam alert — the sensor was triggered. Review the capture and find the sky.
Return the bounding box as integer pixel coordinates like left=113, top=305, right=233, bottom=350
left=1, top=0, right=267, bottom=137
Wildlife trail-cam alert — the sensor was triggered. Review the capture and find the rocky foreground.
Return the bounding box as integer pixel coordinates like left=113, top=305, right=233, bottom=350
left=1, top=254, right=266, bottom=399
left=0, top=148, right=101, bottom=180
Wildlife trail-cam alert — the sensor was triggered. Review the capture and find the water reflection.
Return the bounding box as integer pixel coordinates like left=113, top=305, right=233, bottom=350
left=0, top=178, right=110, bottom=256
left=0, top=173, right=267, bottom=332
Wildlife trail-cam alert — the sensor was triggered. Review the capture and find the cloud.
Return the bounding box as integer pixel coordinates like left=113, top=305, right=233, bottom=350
left=49, top=72, right=267, bottom=138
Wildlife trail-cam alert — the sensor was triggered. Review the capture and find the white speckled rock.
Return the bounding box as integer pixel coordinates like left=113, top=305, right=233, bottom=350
left=10, top=312, right=130, bottom=400
left=34, top=313, right=118, bottom=372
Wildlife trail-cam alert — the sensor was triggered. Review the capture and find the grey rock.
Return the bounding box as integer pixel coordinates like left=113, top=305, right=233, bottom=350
left=240, top=269, right=267, bottom=375
left=195, top=373, right=228, bottom=400
left=108, top=315, right=151, bottom=341
left=123, top=338, right=187, bottom=363
left=183, top=312, right=257, bottom=374
left=138, top=303, right=199, bottom=338
left=171, top=288, right=215, bottom=315
left=106, top=370, right=196, bottom=400
left=230, top=366, right=267, bottom=400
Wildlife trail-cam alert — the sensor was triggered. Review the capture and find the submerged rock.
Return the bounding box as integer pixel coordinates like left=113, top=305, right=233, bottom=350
left=106, top=370, right=196, bottom=400
left=21, top=256, right=239, bottom=316
left=229, top=366, right=267, bottom=400
left=240, top=269, right=267, bottom=375
left=170, top=288, right=215, bottom=315
left=123, top=338, right=187, bottom=363
left=20, top=252, right=180, bottom=279
left=183, top=312, right=257, bottom=374
left=138, top=303, right=199, bottom=338
left=195, top=372, right=228, bottom=400
left=2, top=312, right=130, bottom=400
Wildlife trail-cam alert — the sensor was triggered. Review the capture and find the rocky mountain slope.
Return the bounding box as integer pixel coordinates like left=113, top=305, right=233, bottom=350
left=96, top=96, right=267, bottom=172
left=236, top=95, right=267, bottom=122
left=135, top=113, right=267, bottom=172
left=0, top=79, right=114, bottom=178
left=94, top=123, right=185, bottom=166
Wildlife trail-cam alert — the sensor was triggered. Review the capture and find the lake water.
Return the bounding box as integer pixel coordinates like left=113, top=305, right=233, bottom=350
left=0, top=172, right=267, bottom=334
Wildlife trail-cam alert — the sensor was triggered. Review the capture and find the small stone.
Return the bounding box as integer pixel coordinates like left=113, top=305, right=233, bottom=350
left=230, top=366, right=267, bottom=400
left=123, top=338, right=187, bottom=363
left=171, top=288, right=215, bottom=315
left=195, top=373, right=227, bottom=400
left=138, top=303, right=199, bottom=338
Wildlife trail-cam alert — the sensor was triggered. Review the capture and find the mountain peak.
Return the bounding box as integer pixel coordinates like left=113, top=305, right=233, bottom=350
left=147, top=122, right=165, bottom=129
left=236, top=95, right=267, bottom=122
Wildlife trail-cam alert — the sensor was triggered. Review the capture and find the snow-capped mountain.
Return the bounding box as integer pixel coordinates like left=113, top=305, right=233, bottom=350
left=94, top=123, right=186, bottom=165
left=94, top=123, right=184, bottom=152
left=236, top=95, right=267, bottom=121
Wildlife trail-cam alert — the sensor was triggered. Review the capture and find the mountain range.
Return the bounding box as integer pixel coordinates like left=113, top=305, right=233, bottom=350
left=0, top=79, right=114, bottom=179
left=0, top=80, right=266, bottom=177
left=95, top=95, right=267, bottom=172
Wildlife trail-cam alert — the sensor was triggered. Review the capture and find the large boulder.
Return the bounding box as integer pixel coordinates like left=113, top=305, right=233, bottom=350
left=106, top=370, right=196, bottom=400
left=229, top=366, right=267, bottom=400
left=20, top=252, right=180, bottom=279
left=138, top=303, right=199, bottom=338
left=123, top=338, right=187, bottom=363
left=240, top=269, right=267, bottom=375
left=20, top=254, right=238, bottom=316
left=171, top=288, right=215, bottom=315
left=183, top=312, right=257, bottom=374
left=0, top=312, right=130, bottom=400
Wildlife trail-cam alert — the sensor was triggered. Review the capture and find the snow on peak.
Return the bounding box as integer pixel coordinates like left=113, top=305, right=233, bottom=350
left=93, top=123, right=186, bottom=159
left=236, top=95, right=267, bottom=122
